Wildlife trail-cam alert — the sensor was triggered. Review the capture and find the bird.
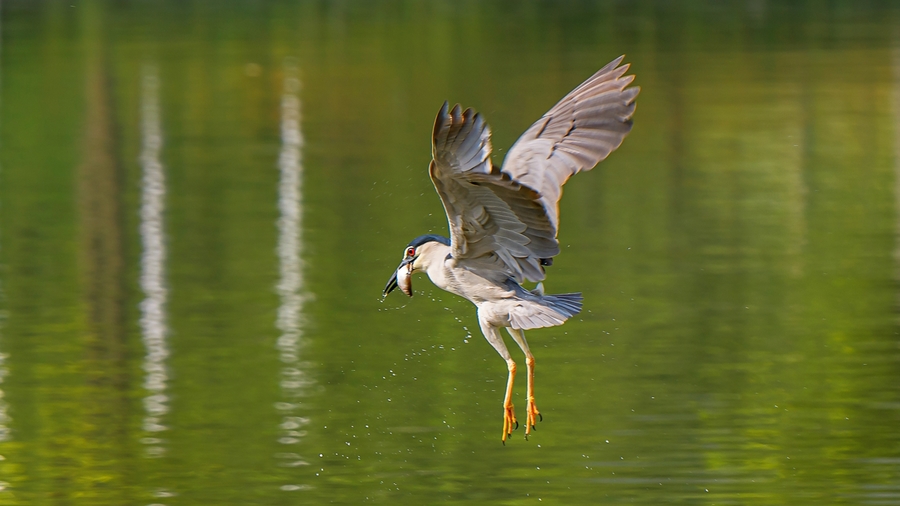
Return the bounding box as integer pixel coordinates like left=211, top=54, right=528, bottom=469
left=382, top=56, right=639, bottom=443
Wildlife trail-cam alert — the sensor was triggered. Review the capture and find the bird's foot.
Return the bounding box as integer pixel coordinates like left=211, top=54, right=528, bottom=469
left=501, top=402, right=518, bottom=444
left=524, top=397, right=541, bottom=439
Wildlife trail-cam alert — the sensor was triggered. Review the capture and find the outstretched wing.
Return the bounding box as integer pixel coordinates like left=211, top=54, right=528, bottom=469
left=501, top=56, right=639, bottom=231
left=429, top=103, right=554, bottom=283
left=429, top=56, right=638, bottom=283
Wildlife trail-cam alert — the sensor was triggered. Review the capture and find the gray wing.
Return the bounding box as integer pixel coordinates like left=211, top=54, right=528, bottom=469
left=429, top=102, right=554, bottom=283
left=429, top=57, right=638, bottom=283
left=501, top=56, right=639, bottom=231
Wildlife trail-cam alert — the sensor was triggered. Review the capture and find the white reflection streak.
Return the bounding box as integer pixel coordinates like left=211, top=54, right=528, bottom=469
left=139, top=65, right=169, bottom=457
left=0, top=0, right=9, bottom=448
left=0, top=352, right=9, bottom=443
left=275, top=60, right=311, bottom=455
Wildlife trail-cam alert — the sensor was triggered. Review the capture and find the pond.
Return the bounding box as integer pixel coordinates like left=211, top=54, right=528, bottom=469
left=1, top=1, right=899, bottom=504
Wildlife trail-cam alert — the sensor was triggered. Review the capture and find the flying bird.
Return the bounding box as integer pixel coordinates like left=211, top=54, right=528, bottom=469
left=383, top=56, right=639, bottom=442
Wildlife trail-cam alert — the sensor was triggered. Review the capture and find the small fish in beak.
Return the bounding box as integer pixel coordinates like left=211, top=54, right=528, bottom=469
left=396, top=262, right=413, bottom=296
left=383, top=259, right=414, bottom=298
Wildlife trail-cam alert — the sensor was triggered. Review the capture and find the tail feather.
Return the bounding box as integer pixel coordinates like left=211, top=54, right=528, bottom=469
left=503, top=279, right=584, bottom=330
left=543, top=292, right=583, bottom=318
left=507, top=290, right=584, bottom=330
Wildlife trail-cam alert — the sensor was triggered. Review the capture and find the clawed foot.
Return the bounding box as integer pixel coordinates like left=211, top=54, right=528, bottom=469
left=501, top=402, right=518, bottom=444
left=524, top=397, right=542, bottom=439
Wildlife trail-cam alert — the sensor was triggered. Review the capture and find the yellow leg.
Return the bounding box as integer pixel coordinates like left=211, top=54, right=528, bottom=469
left=476, top=316, right=520, bottom=444
left=502, top=359, right=517, bottom=443
left=525, top=355, right=541, bottom=436
left=506, top=327, right=541, bottom=439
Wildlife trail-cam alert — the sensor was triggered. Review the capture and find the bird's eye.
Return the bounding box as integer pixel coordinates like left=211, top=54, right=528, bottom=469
left=406, top=247, right=416, bottom=257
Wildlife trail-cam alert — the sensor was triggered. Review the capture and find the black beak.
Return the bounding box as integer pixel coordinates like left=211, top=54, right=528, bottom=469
left=383, top=270, right=399, bottom=297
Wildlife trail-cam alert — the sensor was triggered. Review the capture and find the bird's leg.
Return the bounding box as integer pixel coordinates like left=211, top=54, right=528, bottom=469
left=477, top=314, right=518, bottom=443
left=507, top=328, right=540, bottom=436
left=502, top=358, right=517, bottom=443
left=524, top=355, right=540, bottom=433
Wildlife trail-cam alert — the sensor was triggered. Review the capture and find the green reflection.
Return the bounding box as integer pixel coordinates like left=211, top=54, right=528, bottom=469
left=1, top=1, right=899, bottom=504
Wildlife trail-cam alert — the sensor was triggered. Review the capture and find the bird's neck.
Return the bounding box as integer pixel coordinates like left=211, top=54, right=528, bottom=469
left=416, top=242, right=453, bottom=291
left=414, top=243, right=448, bottom=270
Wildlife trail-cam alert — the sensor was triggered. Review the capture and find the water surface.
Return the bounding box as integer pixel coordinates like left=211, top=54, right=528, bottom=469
left=1, top=1, right=899, bottom=504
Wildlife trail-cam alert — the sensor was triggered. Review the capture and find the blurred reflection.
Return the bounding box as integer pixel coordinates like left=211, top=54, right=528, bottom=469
left=274, top=59, right=312, bottom=467
left=0, top=352, right=8, bottom=444
left=0, top=12, right=8, bottom=453
left=895, top=46, right=900, bottom=293
left=138, top=64, right=170, bottom=458
left=0, top=347, right=10, bottom=495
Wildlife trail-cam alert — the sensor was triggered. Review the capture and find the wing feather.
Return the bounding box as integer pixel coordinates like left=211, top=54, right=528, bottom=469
left=502, top=56, right=639, bottom=232
left=428, top=57, right=638, bottom=283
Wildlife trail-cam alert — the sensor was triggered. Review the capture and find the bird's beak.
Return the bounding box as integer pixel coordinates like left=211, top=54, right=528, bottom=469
left=383, top=258, right=414, bottom=298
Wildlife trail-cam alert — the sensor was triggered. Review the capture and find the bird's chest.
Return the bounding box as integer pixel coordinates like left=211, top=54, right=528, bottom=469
left=427, top=264, right=468, bottom=300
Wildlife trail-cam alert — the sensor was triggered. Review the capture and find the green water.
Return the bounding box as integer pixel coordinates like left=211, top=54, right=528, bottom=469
left=2, top=1, right=899, bottom=504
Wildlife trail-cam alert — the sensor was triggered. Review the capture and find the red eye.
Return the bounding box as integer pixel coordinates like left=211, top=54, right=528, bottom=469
left=406, top=247, right=416, bottom=257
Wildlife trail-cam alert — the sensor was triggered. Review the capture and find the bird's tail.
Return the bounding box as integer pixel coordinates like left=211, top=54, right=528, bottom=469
left=507, top=290, right=583, bottom=330
left=542, top=292, right=583, bottom=319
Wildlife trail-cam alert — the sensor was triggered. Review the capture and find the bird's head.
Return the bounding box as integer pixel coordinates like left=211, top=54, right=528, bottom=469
left=383, top=234, right=450, bottom=298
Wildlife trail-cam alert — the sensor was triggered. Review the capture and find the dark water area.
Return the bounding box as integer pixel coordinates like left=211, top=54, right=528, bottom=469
left=1, top=1, right=899, bottom=504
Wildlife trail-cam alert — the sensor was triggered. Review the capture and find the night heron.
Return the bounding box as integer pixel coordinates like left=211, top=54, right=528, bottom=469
left=383, top=56, right=638, bottom=442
